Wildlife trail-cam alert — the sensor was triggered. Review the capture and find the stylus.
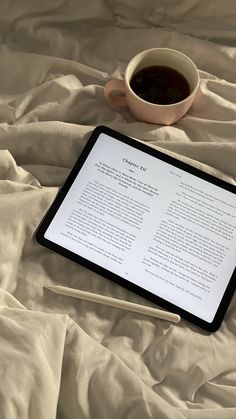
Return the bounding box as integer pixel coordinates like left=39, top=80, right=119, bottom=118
left=44, top=285, right=181, bottom=323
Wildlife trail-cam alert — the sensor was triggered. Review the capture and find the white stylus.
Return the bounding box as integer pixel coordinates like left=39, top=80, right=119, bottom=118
left=44, top=285, right=181, bottom=323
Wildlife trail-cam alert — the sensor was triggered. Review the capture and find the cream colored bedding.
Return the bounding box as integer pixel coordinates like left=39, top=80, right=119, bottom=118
left=0, top=1, right=236, bottom=418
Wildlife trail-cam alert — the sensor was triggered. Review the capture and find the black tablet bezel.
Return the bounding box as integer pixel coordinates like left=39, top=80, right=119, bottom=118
left=36, top=125, right=236, bottom=332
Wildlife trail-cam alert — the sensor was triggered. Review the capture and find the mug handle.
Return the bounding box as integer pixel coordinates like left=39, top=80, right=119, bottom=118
left=104, top=79, right=128, bottom=108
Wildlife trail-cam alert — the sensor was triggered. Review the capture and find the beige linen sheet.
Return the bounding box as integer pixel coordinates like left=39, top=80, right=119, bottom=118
left=0, top=1, right=236, bottom=418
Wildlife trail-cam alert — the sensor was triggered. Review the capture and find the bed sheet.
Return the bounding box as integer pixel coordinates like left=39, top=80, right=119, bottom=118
left=0, top=1, right=236, bottom=418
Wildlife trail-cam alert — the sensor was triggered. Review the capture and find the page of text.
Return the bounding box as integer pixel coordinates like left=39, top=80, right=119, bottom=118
left=45, top=133, right=236, bottom=322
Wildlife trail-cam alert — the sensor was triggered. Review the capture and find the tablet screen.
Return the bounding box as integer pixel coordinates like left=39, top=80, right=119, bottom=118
left=39, top=128, right=236, bottom=329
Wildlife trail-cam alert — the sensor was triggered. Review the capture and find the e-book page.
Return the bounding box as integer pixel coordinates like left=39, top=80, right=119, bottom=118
left=45, top=133, right=236, bottom=322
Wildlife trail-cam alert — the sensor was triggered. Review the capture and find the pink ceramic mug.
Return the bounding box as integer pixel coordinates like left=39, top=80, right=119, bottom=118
left=104, top=48, right=199, bottom=125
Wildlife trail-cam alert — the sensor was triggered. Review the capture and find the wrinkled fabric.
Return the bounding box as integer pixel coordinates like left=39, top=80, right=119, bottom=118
left=0, top=1, right=236, bottom=418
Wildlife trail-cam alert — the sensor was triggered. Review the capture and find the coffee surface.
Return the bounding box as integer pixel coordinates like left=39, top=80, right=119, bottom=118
left=130, top=65, right=190, bottom=105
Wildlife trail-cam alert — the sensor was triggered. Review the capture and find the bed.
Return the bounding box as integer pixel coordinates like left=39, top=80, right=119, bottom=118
left=0, top=1, right=236, bottom=418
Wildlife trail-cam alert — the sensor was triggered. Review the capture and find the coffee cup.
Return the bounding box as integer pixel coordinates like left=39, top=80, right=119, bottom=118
left=104, top=48, right=199, bottom=125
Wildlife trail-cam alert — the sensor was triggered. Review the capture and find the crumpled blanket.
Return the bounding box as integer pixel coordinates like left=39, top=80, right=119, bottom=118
left=0, top=1, right=236, bottom=418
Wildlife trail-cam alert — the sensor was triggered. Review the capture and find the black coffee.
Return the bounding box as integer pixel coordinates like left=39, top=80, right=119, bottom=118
left=130, top=65, right=190, bottom=105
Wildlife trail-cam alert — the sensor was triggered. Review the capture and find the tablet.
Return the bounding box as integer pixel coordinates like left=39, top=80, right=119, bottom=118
left=36, top=126, right=236, bottom=332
